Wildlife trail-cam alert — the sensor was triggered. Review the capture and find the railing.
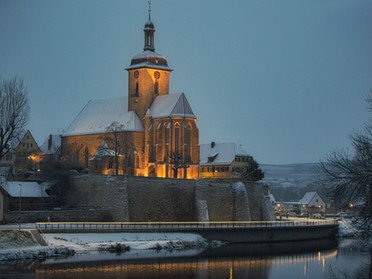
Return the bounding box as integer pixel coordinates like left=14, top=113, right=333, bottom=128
left=36, top=220, right=338, bottom=232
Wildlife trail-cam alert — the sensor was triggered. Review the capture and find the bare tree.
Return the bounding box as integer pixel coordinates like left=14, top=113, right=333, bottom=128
left=320, top=92, right=372, bottom=241
left=105, top=121, right=125, bottom=175
left=0, top=76, right=30, bottom=160
left=168, top=151, right=189, bottom=179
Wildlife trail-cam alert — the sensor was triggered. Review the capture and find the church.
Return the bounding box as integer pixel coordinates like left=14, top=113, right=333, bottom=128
left=60, top=10, right=199, bottom=179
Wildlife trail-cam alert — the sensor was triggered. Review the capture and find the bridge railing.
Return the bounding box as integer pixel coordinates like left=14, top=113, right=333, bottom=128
left=35, top=220, right=338, bottom=232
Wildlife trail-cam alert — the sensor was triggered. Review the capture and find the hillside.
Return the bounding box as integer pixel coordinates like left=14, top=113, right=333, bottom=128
left=261, top=163, right=321, bottom=188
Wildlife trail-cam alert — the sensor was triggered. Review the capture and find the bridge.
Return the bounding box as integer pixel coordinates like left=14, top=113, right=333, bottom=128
left=36, top=220, right=339, bottom=243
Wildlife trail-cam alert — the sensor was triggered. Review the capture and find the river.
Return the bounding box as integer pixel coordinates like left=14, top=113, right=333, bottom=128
left=0, top=239, right=370, bottom=279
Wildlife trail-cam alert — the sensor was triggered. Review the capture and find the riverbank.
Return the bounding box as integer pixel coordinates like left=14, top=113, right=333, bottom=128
left=0, top=229, right=211, bottom=262
left=0, top=218, right=352, bottom=263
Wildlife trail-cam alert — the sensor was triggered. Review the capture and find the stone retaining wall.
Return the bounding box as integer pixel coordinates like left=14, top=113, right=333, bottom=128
left=67, top=175, right=275, bottom=222
left=4, top=209, right=110, bottom=224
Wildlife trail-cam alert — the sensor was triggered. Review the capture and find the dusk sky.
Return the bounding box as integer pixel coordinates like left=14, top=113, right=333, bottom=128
left=0, top=0, right=371, bottom=164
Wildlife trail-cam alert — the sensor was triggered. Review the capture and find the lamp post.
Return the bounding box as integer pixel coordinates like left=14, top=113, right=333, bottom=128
left=18, top=183, right=22, bottom=231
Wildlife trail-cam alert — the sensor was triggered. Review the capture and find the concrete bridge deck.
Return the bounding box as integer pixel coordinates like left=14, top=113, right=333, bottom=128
left=36, top=220, right=339, bottom=244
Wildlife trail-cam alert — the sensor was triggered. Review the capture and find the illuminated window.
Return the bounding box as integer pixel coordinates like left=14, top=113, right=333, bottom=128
left=175, top=122, right=180, bottom=153
left=184, top=124, right=191, bottom=162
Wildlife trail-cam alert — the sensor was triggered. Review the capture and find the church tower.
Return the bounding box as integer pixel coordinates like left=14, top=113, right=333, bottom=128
left=126, top=6, right=172, bottom=123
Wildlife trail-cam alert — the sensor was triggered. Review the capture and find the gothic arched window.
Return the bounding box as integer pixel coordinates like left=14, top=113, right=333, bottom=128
left=174, top=122, right=180, bottom=153
left=184, top=124, right=191, bottom=162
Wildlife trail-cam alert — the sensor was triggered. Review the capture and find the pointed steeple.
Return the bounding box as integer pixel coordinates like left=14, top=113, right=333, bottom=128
left=144, top=1, right=155, bottom=51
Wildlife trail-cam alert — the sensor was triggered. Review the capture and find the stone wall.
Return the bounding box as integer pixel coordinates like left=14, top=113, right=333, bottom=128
left=194, top=180, right=234, bottom=221
left=67, top=175, right=275, bottom=222
left=3, top=209, right=110, bottom=224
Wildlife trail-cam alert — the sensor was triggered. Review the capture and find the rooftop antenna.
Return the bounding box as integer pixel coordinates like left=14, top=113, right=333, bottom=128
left=148, top=0, right=152, bottom=21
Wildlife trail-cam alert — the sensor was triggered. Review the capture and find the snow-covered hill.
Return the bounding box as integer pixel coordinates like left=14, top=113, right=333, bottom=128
left=261, top=163, right=321, bottom=188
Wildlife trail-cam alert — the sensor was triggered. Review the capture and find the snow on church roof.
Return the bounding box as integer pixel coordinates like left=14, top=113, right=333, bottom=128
left=148, top=93, right=196, bottom=119
left=63, top=97, right=144, bottom=136
left=200, top=142, right=250, bottom=166
left=40, top=135, right=61, bottom=155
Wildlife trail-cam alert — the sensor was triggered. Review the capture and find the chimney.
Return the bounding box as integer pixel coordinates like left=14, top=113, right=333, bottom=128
left=48, top=134, right=52, bottom=150
left=211, top=141, right=215, bottom=148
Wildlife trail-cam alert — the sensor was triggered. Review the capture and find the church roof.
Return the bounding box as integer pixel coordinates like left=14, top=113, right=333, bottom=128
left=40, top=134, right=61, bottom=155
left=148, top=93, right=196, bottom=119
left=63, top=97, right=144, bottom=137
left=127, top=50, right=171, bottom=71
left=90, top=141, right=116, bottom=160
left=199, top=142, right=250, bottom=166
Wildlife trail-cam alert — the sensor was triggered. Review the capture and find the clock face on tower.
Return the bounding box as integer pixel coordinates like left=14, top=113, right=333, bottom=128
left=154, top=71, right=160, bottom=79
left=134, top=71, right=139, bottom=79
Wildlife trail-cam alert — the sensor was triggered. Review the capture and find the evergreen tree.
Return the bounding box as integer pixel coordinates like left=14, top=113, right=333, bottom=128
left=239, top=156, right=265, bottom=182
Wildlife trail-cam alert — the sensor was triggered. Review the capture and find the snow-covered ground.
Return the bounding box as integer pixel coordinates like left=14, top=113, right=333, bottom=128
left=0, top=228, right=209, bottom=262
left=42, top=232, right=206, bottom=251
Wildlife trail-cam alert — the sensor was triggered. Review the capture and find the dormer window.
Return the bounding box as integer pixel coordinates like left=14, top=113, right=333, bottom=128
left=208, top=153, right=219, bottom=163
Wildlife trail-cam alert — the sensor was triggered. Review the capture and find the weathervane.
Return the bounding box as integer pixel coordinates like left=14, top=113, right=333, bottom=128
left=148, top=1, right=152, bottom=21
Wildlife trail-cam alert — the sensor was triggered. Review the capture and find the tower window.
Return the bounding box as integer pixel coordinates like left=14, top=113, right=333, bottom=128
left=154, top=81, right=159, bottom=95
left=135, top=82, right=139, bottom=97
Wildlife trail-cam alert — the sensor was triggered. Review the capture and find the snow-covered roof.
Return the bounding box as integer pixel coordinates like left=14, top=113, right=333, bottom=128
left=269, top=193, right=276, bottom=204
left=90, top=141, right=116, bottom=160
left=200, top=143, right=250, bottom=166
left=298, top=192, right=318, bottom=205
left=63, top=97, right=144, bottom=136
left=148, top=93, right=196, bottom=119
left=1, top=181, right=49, bottom=198
left=40, top=135, right=61, bottom=155
left=126, top=50, right=171, bottom=71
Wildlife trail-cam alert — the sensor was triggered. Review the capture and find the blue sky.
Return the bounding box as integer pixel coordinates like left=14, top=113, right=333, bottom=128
left=0, top=0, right=371, bottom=164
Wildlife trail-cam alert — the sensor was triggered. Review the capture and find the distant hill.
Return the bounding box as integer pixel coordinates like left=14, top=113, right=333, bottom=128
left=261, top=163, right=321, bottom=188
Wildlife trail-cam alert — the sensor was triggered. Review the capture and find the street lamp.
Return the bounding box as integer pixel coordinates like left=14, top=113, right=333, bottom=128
left=18, top=183, right=22, bottom=231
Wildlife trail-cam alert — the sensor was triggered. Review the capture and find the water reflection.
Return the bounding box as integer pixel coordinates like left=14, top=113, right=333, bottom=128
left=33, top=239, right=339, bottom=279
left=2, top=239, right=368, bottom=279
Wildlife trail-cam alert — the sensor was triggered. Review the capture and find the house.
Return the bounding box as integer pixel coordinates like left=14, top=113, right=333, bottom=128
left=199, top=142, right=252, bottom=180
left=0, top=149, right=16, bottom=167
left=60, top=10, right=199, bottom=179
left=14, top=130, right=42, bottom=175
left=0, top=181, right=50, bottom=211
left=278, top=191, right=326, bottom=215
left=298, top=191, right=326, bottom=214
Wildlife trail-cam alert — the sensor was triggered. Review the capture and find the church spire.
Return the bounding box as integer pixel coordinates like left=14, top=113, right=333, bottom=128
left=144, top=1, right=155, bottom=51
left=148, top=0, right=152, bottom=21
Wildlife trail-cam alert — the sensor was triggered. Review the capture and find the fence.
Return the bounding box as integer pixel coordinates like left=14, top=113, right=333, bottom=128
left=36, top=220, right=338, bottom=232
